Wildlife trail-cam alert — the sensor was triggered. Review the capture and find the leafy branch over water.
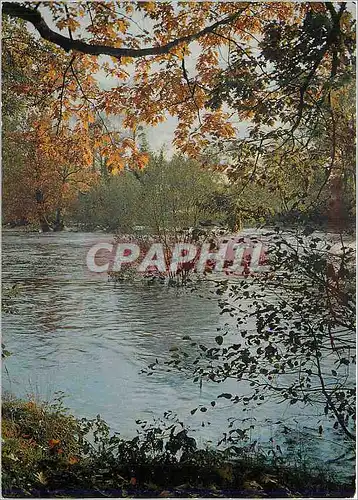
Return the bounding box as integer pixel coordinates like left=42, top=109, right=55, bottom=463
left=149, top=230, right=356, bottom=442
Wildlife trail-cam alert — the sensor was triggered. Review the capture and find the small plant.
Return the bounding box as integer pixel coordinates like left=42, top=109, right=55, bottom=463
left=2, top=396, right=354, bottom=497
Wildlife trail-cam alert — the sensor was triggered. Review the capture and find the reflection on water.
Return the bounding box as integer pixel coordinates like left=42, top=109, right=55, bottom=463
left=2, top=230, right=352, bottom=470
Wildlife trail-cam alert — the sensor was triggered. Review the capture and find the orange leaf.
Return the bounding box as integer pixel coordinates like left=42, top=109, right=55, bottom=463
left=48, top=439, right=61, bottom=448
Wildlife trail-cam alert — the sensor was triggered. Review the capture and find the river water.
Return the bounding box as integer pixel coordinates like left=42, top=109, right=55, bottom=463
left=2, top=230, right=354, bottom=472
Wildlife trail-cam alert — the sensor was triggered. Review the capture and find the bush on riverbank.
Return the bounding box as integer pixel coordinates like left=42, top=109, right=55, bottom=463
left=2, top=396, right=354, bottom=498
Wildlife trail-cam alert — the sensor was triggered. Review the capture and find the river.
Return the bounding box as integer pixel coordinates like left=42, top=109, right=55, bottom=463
left=2, top=230, right=354, bottom=473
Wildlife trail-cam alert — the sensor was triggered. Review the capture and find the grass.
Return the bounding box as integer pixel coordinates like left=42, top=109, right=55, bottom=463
left=2, top=396, right=355, bottom=498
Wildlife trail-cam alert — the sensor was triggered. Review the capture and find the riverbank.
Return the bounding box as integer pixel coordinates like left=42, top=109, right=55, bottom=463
left=2, top=224, right=110, bottom=234
left=2, top=397, right=354, bottom=498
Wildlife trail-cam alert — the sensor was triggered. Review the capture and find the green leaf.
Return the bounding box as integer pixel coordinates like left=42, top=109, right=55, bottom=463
left=215, top=335, right=223, bottom=345
left=218, top=393, right=232, bottom=399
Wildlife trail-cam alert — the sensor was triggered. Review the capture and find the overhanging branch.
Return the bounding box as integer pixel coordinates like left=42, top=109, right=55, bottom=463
left=3, top=2, right=244, bottom=60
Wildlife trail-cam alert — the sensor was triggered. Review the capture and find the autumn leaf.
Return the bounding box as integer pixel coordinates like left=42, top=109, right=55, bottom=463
left=48, top=439, right=61, bottom=448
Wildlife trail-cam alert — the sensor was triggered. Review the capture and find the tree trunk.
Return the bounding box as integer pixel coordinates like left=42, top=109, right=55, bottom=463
left=39, top=216, right=51, bottom=232
left=35, top=189, right=51, bottom=232
left=52, top=207, right=64, bottom=232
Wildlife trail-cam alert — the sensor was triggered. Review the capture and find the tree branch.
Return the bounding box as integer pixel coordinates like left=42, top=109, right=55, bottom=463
left=3, top=2, right=244, bottom=60
left=181, top=54, right=202, bottom=127
left=290, top=2, right=347, bottom=134
left=56, top=55, right=76, bottom=134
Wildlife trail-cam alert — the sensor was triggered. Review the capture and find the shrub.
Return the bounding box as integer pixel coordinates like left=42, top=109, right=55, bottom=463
left=2, top=396, right=354, bottom=497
